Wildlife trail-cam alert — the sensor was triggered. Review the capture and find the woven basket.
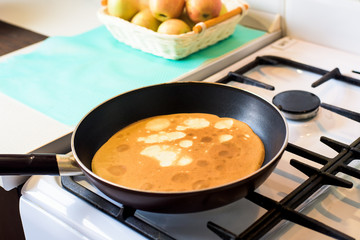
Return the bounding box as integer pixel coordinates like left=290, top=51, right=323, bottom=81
left=97, top=0, right=249, bottom=60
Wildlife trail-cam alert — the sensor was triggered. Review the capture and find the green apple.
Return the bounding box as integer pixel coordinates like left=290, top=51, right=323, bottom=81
left=149, top=0, right=185, bottom=22
left=186, top=0, right=222, bottom=23
left=219, top=3, right=227, bottom=16
left=107, top=0, right=139, bottom=21
left=157, top=19, right=191, bottom=35
left=131, top=8, right=161, bottom=31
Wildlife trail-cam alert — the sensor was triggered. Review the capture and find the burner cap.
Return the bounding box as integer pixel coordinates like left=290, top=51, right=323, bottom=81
left=272, top=90, right=321, bottom=120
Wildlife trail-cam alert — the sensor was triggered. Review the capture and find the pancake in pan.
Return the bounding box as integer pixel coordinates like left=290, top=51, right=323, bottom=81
left=92, top=113, right=265, bottom=192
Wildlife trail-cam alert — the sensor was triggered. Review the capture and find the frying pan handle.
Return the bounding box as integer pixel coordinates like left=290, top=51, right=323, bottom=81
left=0, top=153, right=83, bottom=176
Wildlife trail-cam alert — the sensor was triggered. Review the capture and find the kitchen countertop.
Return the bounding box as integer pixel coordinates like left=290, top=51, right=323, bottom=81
left=0, top=0, right=102, bottom=189
left=0, top=1, right=102, bottom=238
left=0, top=20, right=46, bottom=240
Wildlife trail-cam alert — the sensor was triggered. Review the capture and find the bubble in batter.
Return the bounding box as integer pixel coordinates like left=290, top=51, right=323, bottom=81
left=196, top=160, right=209, bottom=167
left=171, top=172, right=190, bottom=183
left=117, top=144, right=130, bottom=152
left=201, top=136, right=213, bottom=143
left=107, top=165, right=127, bottom=176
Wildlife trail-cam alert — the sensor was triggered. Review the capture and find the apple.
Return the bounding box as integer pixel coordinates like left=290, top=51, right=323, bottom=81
left=107, top=0, right=139, bottom=21
left=180, top=9, right=195, bottom=29
left=131, top=8, right=161, bottom=31
left=157, top=19, right=191, bottom=35
left=186, top=0, right=222, bottom=23
left=149, top=0, right=185, bottom=22
left=137, top=0, right=149, bottom=10
left=219, top=3, right=227, bottom=16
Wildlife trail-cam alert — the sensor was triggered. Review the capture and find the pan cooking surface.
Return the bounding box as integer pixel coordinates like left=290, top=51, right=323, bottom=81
left=72, top=82, right=288, bottom=212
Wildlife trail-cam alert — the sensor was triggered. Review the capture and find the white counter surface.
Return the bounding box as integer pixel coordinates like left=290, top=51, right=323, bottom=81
left=0, top=0, right=102, bottom=189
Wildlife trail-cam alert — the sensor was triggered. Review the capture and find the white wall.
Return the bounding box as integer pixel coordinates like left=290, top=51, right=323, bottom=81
left=246, top=0, right=285, bottom=15
left=246, top=0, right=360, bottom=55
left=285, top=0, right=360, bottom=55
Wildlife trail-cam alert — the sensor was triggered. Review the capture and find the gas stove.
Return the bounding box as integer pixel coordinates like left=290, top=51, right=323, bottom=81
left=19, top=37, right=360, bottom=240
left=1, top=0, right=360, bottom=239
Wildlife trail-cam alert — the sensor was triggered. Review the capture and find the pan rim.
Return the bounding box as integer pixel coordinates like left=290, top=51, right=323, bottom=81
left=71, top=81, right=289, bottom=195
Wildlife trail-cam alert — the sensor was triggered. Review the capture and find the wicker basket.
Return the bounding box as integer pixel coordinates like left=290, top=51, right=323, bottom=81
left=97, top=0, right=249, bottom=60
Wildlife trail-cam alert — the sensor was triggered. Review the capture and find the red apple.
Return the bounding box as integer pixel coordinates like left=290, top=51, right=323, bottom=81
left=131, top=8, right=161, bottom=31
left=149, top=0, right=185, bottom=22
left=157, top=19, right=191, bottom=35
left=180, top=8, right=195, bottom=29
left=186, top=0, right=222, bottom=23
left=137, top=0, right=149, bottom=10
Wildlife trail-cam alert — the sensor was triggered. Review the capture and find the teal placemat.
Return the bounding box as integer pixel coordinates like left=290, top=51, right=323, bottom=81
left=0, top=25, right=265, bottom=126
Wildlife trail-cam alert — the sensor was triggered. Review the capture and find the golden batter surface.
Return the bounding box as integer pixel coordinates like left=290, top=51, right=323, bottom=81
left=92, top=113, right=265, bottom=192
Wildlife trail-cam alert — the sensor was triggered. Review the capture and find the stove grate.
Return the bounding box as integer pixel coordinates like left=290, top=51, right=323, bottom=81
left=217, top=55, right=360, bottom=122
left=224, top=72, right=275, bottom=90
left=218, top=55, right=360, bottom=88
left=208, top=137, right=360, bottom=240
left=321, top=103, right=360, bottom=122
left=61, top=176, right=175, bottom=240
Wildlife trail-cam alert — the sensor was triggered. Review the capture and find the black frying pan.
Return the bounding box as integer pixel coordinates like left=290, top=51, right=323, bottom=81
left=0, top=82, right=288, bottom=213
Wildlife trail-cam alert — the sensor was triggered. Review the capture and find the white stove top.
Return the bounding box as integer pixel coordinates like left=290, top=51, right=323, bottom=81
left=20, top=37, right=360, bottom=240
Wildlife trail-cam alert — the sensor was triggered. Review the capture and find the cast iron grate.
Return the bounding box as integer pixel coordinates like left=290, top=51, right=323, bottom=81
left=208, top=136, right=360, bottom=240
left=217, top=55, right=360, bottom=122
left=61, top=176, right=175, bottom=240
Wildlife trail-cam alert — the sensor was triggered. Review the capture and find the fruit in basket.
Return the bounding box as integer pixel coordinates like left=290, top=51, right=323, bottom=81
left=107, top=0, right=139, bottom=20
left=131, top=8, right=161, bottom=31
left=137, top=0, right=149, bottom=10
left=149, top=0, right=185, bottom=22
left=180, top=9, right=195, bottom=28
left=186, top=0, right=222, bottom=23
left=219, top=3, right=227, bottom=15
left=157, top=19, right=191, bottom=35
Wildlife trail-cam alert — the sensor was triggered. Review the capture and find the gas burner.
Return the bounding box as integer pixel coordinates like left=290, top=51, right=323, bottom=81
left=216, top=55, right=360, bottom=122
left=272, top=90, right=321, bottom=120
